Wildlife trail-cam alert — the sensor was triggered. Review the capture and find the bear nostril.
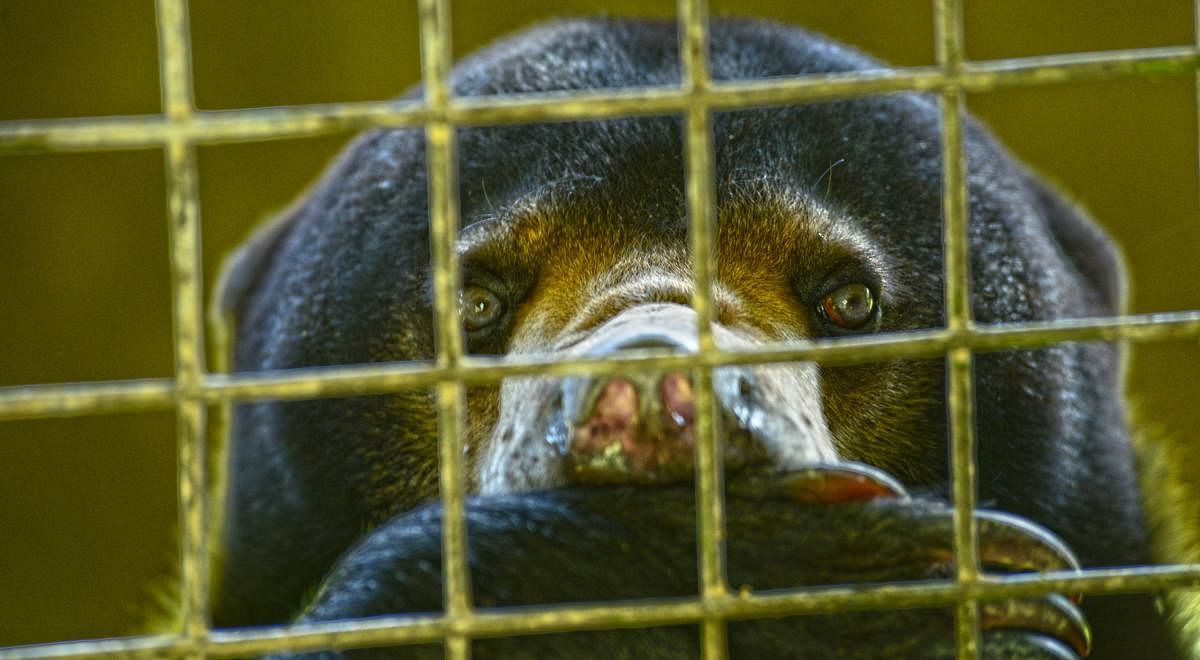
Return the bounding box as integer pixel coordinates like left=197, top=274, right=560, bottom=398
left=737, top=375, right=755, bottom=400
left=661, top=372, right=695, bottom=429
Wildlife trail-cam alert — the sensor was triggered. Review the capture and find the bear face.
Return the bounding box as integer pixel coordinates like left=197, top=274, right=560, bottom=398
left=213, top=18, right=1171, bottom=658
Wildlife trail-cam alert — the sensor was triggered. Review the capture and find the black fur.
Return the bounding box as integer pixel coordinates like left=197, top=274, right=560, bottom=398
left=271, top=488, right=1081, bottom=659
left=214, top=18, right=1173, bottom=658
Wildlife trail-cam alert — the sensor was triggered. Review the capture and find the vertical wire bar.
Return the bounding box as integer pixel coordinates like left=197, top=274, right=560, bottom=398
left=155, top=0, right=210, bottom=648
left=678, top=1, right=728, bottom=658
left=1195, top=0, right=1200, bottom=215
left=418, top=1, right=472, bottom=658
left=1186, top=18, right=1200, bottom=653
left=946, top=344, right=978, bottom=656
left=934, top=1, right=981, bottom=659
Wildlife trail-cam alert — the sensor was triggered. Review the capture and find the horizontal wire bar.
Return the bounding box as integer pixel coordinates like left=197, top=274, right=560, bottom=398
left=1, top=45, right=1196, bottom=155
left=0, top=378, right=178, bottom=420
left=4, top=563, right=1199, bottom=660
left=1, top=310, right=1198, bottom=422
left=0, top=635, right=184, bottom=660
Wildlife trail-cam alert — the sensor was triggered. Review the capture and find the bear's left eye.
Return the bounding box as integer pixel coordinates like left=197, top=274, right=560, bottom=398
left=818, top=282, right=878, bottom=331
left=460, top=285, right=505, bottom=332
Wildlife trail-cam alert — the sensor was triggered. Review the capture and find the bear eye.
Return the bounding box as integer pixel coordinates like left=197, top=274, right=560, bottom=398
left=460, top=285, right=505, bottom=332
left=818, top=282, right=878, bottom=331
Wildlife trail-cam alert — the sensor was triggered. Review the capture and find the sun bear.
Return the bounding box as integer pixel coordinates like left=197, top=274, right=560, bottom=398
left=211, top=18, right=1177, bottom=659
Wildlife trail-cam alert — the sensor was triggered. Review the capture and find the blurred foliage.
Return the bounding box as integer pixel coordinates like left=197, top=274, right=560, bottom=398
left=0, top=0, right=1197, bottom=647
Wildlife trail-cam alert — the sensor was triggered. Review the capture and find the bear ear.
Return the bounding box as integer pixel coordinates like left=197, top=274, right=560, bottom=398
left=210, top=206, right=301, bottom=369
left=1027, top=173, right=1129, bottom=316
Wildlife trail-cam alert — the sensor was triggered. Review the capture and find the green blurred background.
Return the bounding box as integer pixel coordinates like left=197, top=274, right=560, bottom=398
left=0, top=0, right=1197, bottom=646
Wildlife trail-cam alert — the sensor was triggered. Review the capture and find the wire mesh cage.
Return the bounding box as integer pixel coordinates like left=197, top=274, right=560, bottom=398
left=1, top=0, right=1200, bottom=658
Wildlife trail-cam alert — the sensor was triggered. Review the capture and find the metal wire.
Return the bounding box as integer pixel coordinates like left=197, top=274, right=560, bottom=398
left=7, top=566, right=1200, bottom=660
left=932, top=1, right=981, bottom=657
left=4, top=312, right=1199, bottom=422
left=1, top=1, right=1199, bottom=659
left=3, top=46, right=1198, bottom=154
left=678, top=1, right=729, bottom=658
left=155, top=0, right=211, bottom=654
left=417, top=0, right=473, bottom=658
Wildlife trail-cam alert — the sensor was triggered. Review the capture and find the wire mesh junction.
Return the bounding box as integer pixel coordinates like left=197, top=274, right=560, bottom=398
left=1, top=0, right=1200, bottom=659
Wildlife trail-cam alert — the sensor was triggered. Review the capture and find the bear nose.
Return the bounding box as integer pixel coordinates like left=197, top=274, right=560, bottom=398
left=564, top=380, right=707, bottom=485
left=556, top=308, right=764, bottom=484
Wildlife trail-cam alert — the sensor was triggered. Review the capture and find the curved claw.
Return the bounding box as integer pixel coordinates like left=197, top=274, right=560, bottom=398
left=982, top=593, right=1092, bottom=658
left=729, top=461, right=909, bottom=504
left=977, top=510, right=1084, bottom=604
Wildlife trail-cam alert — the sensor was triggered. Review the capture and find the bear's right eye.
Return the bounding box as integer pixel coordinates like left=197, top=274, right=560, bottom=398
left=817, top=282, right=879, bottom=332
left=460, top=284, right=506, bottom=332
